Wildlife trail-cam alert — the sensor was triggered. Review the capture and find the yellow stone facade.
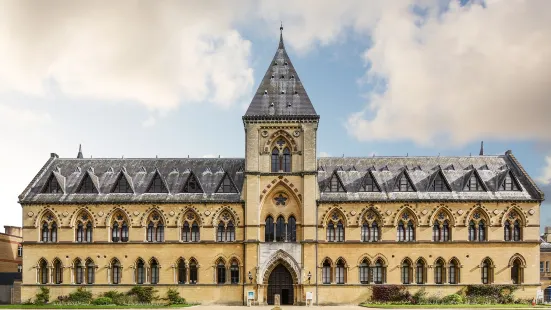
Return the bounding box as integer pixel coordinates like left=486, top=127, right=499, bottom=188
left=0, top=226, right=22, bottom=273
left=19, top=33, right=543, bottom=305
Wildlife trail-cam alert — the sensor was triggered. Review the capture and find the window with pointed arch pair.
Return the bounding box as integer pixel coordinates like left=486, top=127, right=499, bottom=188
left=176, top=258, right=199, bottom=284
left=265, top=216, right=296, bottom=242
left=359, top=258, right=385, bottom=284
left=135, top=258, right=160, bottom=284
left=41, top=221, right=58, bottom=243
left=217, top=221, right=235, bottom=242
left=215, top=259, right=239, bottom=284
left=145, top=211, right=164, bottom=242
left=271, top=147, right=291, bottom=172
left=73, top=258, right=95, bottom=284
left=397, top=220, right=415, bottom=242
left=76, top=221, right=93, bottom=243
left=401, top=258, right=460, bottom=285
left=322, top=259, right=347, bottom=284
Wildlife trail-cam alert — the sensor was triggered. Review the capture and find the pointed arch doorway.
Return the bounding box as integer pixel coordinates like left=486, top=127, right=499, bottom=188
left=267, top=264, right=294, bottom=305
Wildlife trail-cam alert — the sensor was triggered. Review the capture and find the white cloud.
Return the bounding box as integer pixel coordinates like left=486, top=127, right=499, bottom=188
left=539, top=156, right=551, bottom=185
left=318, top=152, right=331, bottom=157
left=345, top=0, right=551, bottom=146
left=0, top=1, right=254, bottom=110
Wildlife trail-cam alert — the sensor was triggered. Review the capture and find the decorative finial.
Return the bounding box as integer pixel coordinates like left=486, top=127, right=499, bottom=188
left=479, top=141, right=484, bottom=156
left=280, top=21, right=283, bottom=32
left=77, top=144, right=83, bottom=159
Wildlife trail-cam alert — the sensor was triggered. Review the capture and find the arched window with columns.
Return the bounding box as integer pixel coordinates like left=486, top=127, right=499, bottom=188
left=216, top=259, right=226, bottom=284
left=39, top=259, right=49, bottom=284
left=40, top=211, right=58, bottom=243
left=150, top=258, right=160, bottom=284
left=359, top=258, right=370, bottom=284
left=326, top=211, right=345, bottom=242
left=511, top=257, right=524, bottom=284
left=146, top=211, right=164, bottom=242
left=322, top=259, right=332, bottom=284
left=74, top=258, right=84, bottom=284
left=432, top=210, right=451, bottom=242
left=481, top=258, right=494, bottom=284
left=230, top=259, right=239, bottom=284
left=449, top=258, right=460, bottom=284
left=111, top=211, right=129, bottom=242
left=75, top=211, right=93, bottom=243
left=181, top=211, right=200, bottom=242
left=265, top=216, right=274, bottom=242
left=177, top=258, right=186, bottom=284
left=189, top=258, right=198, bottom=284
left=373, top=258, right=386, bottom=284
left=504, top=210, right=523, bottom=241
left=416, top=258, right=426, bottom=284
left=434, top=258, right=445, bottom=284
left=361, top=210, right=381, bottom=242
left=336, top=258, right=346, bottom=284
left=216, top=211, right=236, bottom=242
left=53, top=258, right=63, bottom=284
left=135, top=259, right=145, bottom=284
left=401, top=258, right=412, bottom=284
left=468, top=209, right=488, bottom=242
left=111, top=258, right=122, bottom=284
left=86, top=259, right=95, bottom=284
left=270, top=138, right=292, bottom=172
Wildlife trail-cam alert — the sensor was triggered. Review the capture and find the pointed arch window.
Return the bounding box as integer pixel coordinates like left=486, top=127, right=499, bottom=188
left=226, top=221, right=235, bottom=242
left=216, top=260, right=226, bottom=284
left=322, top=260, right=331, bottom=284
left=504, top=220, right=512, bottom=241
left=265, top=216, right=274, bottom=242
left=51, top=222, right=58, bottom=242
left=217, top=222, right=225, bottom=242
left=111, top=259, right=121, bottom=284
left=373, top=259, right=385, bottom=284
left=449, top=259, right=460, bottom=284
left=74, top=259, right=84, bottom=284
left=432, top=212, right=451, bottom=242
left=416, top=260, right=426, bottom=284
left=39, top=259, right=49, bottom=284
left=136, top=259, right=145, bottom=284
left=181, top=212, right=200, bottom=242
left=481, top=258, right=493, bottom=284
left=288, top=216, right=297, bottom=242
left=146, top=212, right=164, bottom=242
left=189, top=259, right=198, bottom=284
left=41, top=222, right=49, bottom=242
left=271, top=148, right=280, bottom=172
left=86, top=259, right=95, bottom=284
left=336, top=221, right=345, bottom=242
left=511, top=258, right=523, bottom=284
left=401, top=259, right=412, bottom=284
left=327, top=222, right=335, bottom=242
left=398, top=215, right=415, bottom=242
left=150, top=259, right=159, bottom=284
left=336, top=259, right=346, bottom=284
left=76, top=215, right=93, bottom=243
left=41, top=213, right=58, bottom=243
left=276, top=216, right=285, bottom=242
left=230, top=260, right=239, bottom=284
left=468, top=211, right=487, bottom=242
left=361, top=211, right=380, bottom=242
left=111, top=211, right=129, bottom=242
left=282, top=147, right=291, bottom=172
left=177, top=259, right=186, bottom=284
left=359, top=259, right=370, bottom=284
left=434, top=259, right=445, bottom=284
left=53, top=259, right=62, bottom=284
left=504, top=211, right=522, bottom=241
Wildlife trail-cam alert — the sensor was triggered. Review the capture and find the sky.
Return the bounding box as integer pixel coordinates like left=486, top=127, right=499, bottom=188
left=0, top=0, right=550, bottom=231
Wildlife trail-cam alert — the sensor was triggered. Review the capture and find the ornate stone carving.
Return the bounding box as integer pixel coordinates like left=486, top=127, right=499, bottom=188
left=62, top=211, right=69, bottom=217
left=98, top=211, right=104, bottom=217
left=169, top=210, right=175, bottom=216
left=457, top=209, right=464, bottom=215
left=133, top=211, right=140, bottom=216
left=528, top=209, right=535, bottom=215
left=293, top=130, right=300, bottom=137
left=493, top=209, right=499, bottom=215
left=204, top=210, right=211, bottom=216
left=27, top=211, right=34, bottom=217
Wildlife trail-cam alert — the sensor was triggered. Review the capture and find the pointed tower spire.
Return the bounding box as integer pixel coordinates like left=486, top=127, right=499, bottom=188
left=479, top=141, right=484, bottom=156
left=77, top=144, right=83, bottom=159
left=243, top=24, right=318, bottom=120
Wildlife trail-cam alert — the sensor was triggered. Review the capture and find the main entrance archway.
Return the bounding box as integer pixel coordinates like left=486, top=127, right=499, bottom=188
left=267, top=264, right=294, bottom=305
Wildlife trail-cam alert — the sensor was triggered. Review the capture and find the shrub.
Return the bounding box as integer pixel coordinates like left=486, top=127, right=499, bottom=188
left=166, top=288, right=186, bottom=305
left=68, top=287, right=93, bottom=304
left=92, top=297, right=113, bottom=305
left=371, top=285, right=410, bottom=302
left=466, top=285, right=518, bottom=304
left=35, top=287, right=50, bottom=305
left=101, top=290, right=127, bottom=305
left=442, top=294, right=463, bottom=304
left=128, top=286, right=158, bottom=303
left=411, top=289, right=427, bottom=304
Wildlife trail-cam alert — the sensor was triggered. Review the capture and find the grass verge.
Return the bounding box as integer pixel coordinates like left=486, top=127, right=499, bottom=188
left=0, top=304, right=193, bottom=309
left=360, top=303, right=548, bottom=309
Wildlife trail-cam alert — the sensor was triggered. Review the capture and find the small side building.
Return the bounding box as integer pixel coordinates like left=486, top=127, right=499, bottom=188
left=0, top=226, right=22, bottom=303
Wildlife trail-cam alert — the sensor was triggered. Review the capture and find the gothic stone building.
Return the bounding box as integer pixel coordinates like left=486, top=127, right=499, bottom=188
left=19, top=31, right=544, bottom=305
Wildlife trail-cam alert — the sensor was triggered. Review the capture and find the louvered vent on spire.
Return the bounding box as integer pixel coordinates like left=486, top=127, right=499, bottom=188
left=243, top=26, right=318, bottom=119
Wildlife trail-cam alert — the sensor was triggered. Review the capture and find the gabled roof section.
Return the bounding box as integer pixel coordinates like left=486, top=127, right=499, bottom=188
left=182, top=172, right=203, bottom=193
left=463, top=169, right=487, bottom=191
left=497, top=170, right=521, bottom=191
left=216, top=172, right=238, bottom=193
left=243, top=27, right=318, bottom=121
left=76, top=172, right=98, bottom=194
left=325, top=171, right=346, bottom=192
left=358, top=170, right=380, bottom=192
left=392, top=169, right=416, bottom=192
left=41, top=172, right=64, bottom=194
left=426, top=169, right=451, bottom=192
left=111, top=171, right=134, bottom=193
left=146, top=170, right=168, bottom=193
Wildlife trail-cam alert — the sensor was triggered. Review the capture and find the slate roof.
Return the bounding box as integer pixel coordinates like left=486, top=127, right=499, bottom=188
left=243, top=28, right=318, bottom=120
left=317, top=151, right=543, bottom=202
left=19, top=157, right=245, bottom=204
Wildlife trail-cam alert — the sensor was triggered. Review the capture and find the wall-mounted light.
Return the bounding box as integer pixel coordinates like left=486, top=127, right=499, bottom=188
left=307, top=271, right=311, bottom=283
left=248, top=271, right=253, bottom=283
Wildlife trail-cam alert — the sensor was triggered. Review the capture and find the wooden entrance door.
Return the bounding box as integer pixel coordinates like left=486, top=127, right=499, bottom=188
left=267, top=265, right=294, bottom=305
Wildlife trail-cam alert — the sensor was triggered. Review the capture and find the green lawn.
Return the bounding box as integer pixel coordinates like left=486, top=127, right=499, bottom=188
left=360, top=303, right=547, bottom=309
left=0, top=304, right=193, bottom=309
